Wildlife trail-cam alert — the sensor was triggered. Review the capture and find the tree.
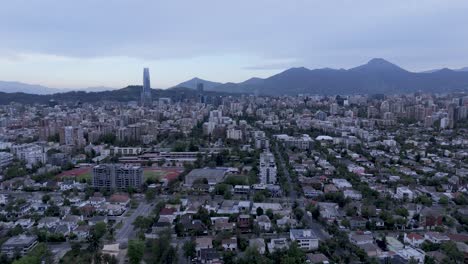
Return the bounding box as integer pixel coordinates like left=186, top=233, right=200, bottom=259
left=145, top=189, right=156, bottom=202
left=133, top=216, right=153, bottom=232
left=256, top=207, right=264, bottom=216
left=182, top=240, right=196, bottom=260
left=88, top=221, right=107, bottom=251
left=42, top=194, right=51, bottom=204
left=128, top=240, right=145, bottom=264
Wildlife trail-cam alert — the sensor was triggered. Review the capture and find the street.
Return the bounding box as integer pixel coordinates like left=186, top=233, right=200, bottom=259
left=115, top=201, right=154, bottom=244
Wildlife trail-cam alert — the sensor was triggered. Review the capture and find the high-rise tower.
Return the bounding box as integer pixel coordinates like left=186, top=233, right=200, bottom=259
left=141, top=68, right=152, bottom=106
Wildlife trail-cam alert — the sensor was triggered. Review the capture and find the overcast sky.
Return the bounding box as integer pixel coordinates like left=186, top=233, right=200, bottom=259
left=1, top=0, right=468, bottom=89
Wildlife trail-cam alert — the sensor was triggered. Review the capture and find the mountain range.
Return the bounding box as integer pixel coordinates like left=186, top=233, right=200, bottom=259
left=201, top=59, right=468, bottom=95
left=2, top=58, right=468, bottom=98
left=0, top=81, right=115, bottom=94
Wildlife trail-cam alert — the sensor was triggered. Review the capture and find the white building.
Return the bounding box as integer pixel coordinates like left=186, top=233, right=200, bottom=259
left=396, top=248, right=425, bottom=263
left=274, top=134, right=313, bottom=150
left=0, top=152, right=13, bottom=168
left=259, top=151, right=277, bottom=184
left=289, top=229, right=319, bottom=250
left=332, top=179, right=352, bottom=190
left=344, top=190, right=363, bottom=200
left=11, top=144, right=46, bottom=167
left=227, top=129, right=243, bottom=140
left=396, top=186, right=414, bottom=200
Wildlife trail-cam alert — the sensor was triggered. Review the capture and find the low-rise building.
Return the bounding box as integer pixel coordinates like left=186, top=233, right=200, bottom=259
left=289, top=229, right=319, bottom=250
left=1, top=235, right=38, bottom=258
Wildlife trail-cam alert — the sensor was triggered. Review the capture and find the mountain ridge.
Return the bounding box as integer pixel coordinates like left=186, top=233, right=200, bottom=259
left=209, top=58, right=468, bottom=95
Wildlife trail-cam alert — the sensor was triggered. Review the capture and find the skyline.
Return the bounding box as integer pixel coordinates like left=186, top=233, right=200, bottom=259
left=1, top=1, right=468, bottom=89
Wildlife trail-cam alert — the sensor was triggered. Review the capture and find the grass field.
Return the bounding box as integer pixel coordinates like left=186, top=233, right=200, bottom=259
left=143, top=170, right=165, bottom=182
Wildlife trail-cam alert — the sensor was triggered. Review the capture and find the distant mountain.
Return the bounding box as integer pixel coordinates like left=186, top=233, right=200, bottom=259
left=174, top=77, right=222, bottom=90
left=210, top=58, right=468, bottom=95
left=79, top=86, right=116, bottom=92
left=421, top=66, right=468, bottom=73
left=0, top=81, right=117, bottom=94
left=0, top=81, right=63, bottom=94
left=0, top=85, right=232, bottom=105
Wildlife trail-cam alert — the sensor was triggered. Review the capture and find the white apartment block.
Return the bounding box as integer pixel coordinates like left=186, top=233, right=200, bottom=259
left=11, top=144, right=46, bottom=167
left=259, top=151, right=277, bottom=184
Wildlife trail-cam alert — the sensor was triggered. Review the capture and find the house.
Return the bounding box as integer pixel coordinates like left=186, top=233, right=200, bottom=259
left=61, top=215, right=81, bottom=230
left=303, top=186, right=323, bottom=198
left=331, top=179, right=352, bottom=189
left=1, top=235, right=38, bottom=258
left=237, top=214, right=251, bottom=231
left=88, top=215, right=107, bottom=226
left=222, top=237, right=237, bottom=251
left=37, top=217, right=60, bottom=229
left=51, top=224, right=70, bottom=236
left=88, top=196, right=106, bottom=205
left=404, top=233, right=425, bottom=247
left=277, top=215, right=298, bottom=229
left=289, top=229, right=319, bottom=250
left=251, top=203, right=283, bottom=215
left=101, top=243, right=120, bottom=258
left=14, top=219, right=34, bottom=229
left=255, top=215, right=272, bottom=231
left=105, top=204, right=126, bottom=216
left=349, top=217, right=367, bottom=229
left=159, top=208, right=177, bottom=223
left=306, top=253, right=330, bottom=264
left=424, top=232, right=450, bottom=244
left=349, top=233, right=373, bottom=245
left=317, top=202, right=339, bottom=221
left=249, top=238, right=266, bottom=254
left=358, top=243, right=381, bottom=257
left=386, top=236, right=404, bottom=252
left=370, top=217, right=384, bottom=228
left=396, top=187, right=414, bottom=200
left=343, top=190, right=363, bottom=200
left=198, top=248, right=221, bottom=264
left=196, top=237, right=213, bottom=252
left=73, top=225, right=91, bottom=241
left=420, top=207, right=444, bottom=229
left=396, top=247, right=426, bottom=263
left=268, top=238, right=289, bottom=253
left=211, top=217, right=235, bottom=232
left=108, top=193, right=130, bottom=206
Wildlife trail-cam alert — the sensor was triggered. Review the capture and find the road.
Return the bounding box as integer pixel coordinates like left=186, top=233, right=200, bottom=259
left=48, top=242, right=71, bottom=263
left=115, top=201, right=153, bottom=244
left=274, top=142, right=297, bottom=201
left=274, top=142, right=330, bottom=240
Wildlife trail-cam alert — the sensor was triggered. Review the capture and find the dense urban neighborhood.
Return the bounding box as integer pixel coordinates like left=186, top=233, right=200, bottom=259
left=0, top=79, right=467, bottom=264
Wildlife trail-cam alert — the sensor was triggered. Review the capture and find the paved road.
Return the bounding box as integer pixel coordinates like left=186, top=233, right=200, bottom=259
left=274, top=142, right=297, bottom=201
left=115, top=201, right=153, bottom=244
left=48, top=242, right=71, bottom=263
left=274, top=142, right=329, bottom=240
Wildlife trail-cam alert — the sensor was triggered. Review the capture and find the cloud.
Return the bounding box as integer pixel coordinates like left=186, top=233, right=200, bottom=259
left=1, top=0, right=468, bottom=87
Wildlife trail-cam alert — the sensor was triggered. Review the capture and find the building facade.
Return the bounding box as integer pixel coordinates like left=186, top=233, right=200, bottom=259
left=92, top=164, right=143, bottom=190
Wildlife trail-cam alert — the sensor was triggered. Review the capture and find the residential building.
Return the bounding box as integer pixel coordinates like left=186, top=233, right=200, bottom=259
left=289, top=229, right=319, bottom=250
left=92, top=164, right=143, bottom=190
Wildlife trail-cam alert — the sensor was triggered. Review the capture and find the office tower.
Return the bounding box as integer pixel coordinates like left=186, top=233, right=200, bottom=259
left=141, top=68, right=152, bottom=106
left=197, top=82, right=204, bottom=93
left=92, top=164, right=143, bottom=190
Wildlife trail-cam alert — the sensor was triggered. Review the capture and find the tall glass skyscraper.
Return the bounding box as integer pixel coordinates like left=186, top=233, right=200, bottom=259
left=141, top=68, right=152, bottom=106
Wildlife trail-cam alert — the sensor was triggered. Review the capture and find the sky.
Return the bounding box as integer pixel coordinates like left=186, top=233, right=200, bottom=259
left=1, top=0, right=468, bottom=89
